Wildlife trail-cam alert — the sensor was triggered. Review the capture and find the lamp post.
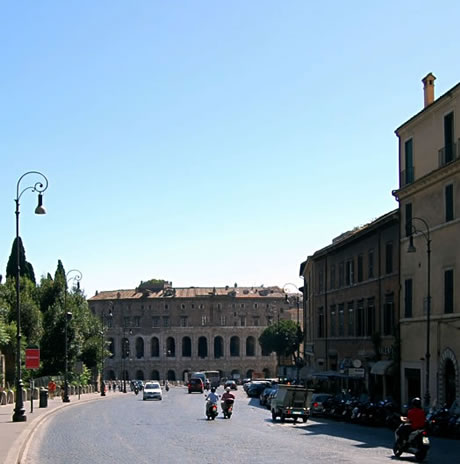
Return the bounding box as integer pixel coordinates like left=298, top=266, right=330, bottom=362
left=122, top=327, right=132, bottom=393
left=13, top=171, right=48, bottom=423
left=407, top=217, right=431, bottom=409
left=283, top=283, right=303, bottom=384
left=63, top=270, right=82, bottom=403
left=100, top=302, right=113, bottom=396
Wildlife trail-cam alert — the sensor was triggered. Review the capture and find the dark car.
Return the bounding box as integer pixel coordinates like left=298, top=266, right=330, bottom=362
left=188, top=378, right=204, bottom=394
left=247, top=381, right=271, bottom=398
left=224, top=380, right=237, bottom=390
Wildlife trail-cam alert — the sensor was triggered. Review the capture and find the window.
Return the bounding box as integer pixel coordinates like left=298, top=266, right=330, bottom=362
left=217, top=303, right=222, bottom=309
left=404, top=139, right=414, bottom=184
left=253, top=303, right=258, bottom=309
left=240, top=316, right=246, bottom=327
left=383, top=294, right=394, bottom=335
left=317, top=307, right=324, bottom=338
left=356, top=300, right=364, bottom=336
left=266, top=316, right=273, bottom=325
left=445, top=269, right=454, bottom=314
left=404, top=279, right=413, bottom=318
left=330, top=265, right=336, bottom=289
left=357, top=255, right=363, bottom=282
left=330, top=305, right=336, bottom=337
left=346, top=259, right=354, bottom=286
left=444, top=112, right=455, bottom=163
left=201, top=315, right=207, bottom=326
left=405, top=203, right=413, bottom=237
left=368, top=250, right=374, bottom=278
left=367, top=298, right=375, bottom=336
left=319, top=269, right=324, bottom=293
left=123, top=317, right=130, bottom=328
left=240, top=303, right=245, bottom=308
left=180, top=316, right=188, bottom=327
left=199, top=304, right=204, bottom=309
left=348, top=302, right=354, bottom=336
left=338, top=304, right=344, bottom=337
left=181, top=304, right=186, bottom=310
left=152, top=316, right=160, bottom=327
left=133, top=316, right=141, bottom=328
left=163, top=317, right=169, bottom=328
left=253, top=317, right=260, bottom=326
left=385, top=242, right=393, bottom=274
left=338, top=262, right=344, bottom=287
left=445, top=184, right=454, bottom=222
left=191, top=304, right=195, bottom=309
left=164, top=304, right=169, bottom=310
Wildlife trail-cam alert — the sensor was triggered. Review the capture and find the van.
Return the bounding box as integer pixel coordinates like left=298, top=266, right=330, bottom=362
left=191, top=372, right=207, bottom=389
left=270, top=385, right=313, bottom=423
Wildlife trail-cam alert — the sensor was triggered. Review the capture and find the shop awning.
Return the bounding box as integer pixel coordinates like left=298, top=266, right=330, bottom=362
left=370, top=360, right=394, bottom=375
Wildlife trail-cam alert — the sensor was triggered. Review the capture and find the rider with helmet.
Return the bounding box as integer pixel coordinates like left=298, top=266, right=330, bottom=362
left=205, top=387, right=220, bottom=416
left=397, top=397, right=426, bottom=442
left=221, top=386, right=235, bottom=402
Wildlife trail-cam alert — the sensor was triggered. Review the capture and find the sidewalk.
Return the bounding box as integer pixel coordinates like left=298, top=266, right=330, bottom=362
left=0, top=390, right=123, bottom=464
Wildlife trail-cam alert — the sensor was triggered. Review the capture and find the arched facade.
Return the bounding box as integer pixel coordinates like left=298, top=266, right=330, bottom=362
left=151, top=337, right=160, bottom=357
left=439, top=348, right=458, bottom=407
left=198, top=336, right=208, bottom=358
left=135, top=370, right=144, bottom=380
left=182, top=337, right=192, bottom=357
left=262, top=368, right=270, bottom=378
left=151, top=370, right=160, bottom=380
left=166, top=337, right=175, bottom=357
left=246, top=336, right=255, bottom=356
left=214, top=336, right=224, bottom=359
left=108, top=337, right=115, bottom=357
left=136, top=337, right=144, bottom=359
left=167, top=370, right=176, bottom=381
left=121, top=338, right=129, bottom=358
left=230, top=336, right=240, bottom=357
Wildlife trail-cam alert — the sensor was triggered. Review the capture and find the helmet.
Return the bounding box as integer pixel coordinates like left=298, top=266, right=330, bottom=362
left=411, top=397, right=422, bottom=408
left=226, top=387, right=231, bottom=392
left=211, top=387, right=216, bottom=393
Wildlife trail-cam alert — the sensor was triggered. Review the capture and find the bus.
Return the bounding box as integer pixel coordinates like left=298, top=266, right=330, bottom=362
left=203, top=371, right=221, bottom=388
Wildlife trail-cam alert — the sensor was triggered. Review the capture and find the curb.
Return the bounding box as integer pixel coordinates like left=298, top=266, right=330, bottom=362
left=5, top=394, right=122, bottom=464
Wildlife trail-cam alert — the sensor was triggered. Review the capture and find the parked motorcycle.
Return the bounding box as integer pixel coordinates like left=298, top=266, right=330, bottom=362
left=206, top=400, right=218, bottom=420
left=221, top=398, right=234, bottom=419
left=393, top=423, right=430, bottom=462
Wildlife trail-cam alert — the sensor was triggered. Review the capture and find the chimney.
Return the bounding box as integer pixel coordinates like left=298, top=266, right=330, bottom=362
left=422, top=73, right=436, bottom=107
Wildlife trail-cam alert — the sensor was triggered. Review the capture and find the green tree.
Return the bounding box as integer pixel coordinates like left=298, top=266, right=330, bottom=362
left=5, top=237, right=36, bottom=284
left=258, top=319, right=302, bottom=359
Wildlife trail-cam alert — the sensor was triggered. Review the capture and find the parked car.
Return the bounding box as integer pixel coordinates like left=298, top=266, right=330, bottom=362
left=224, top=380, right=237, bottom=390
left=260, top=384, right=279, bottom=408
left=310, top=393, right=333, bottom=416
left=247, top=381, right=272, bottom=398
left=188, top=378, right=204, bottom=393
left=143, top=381, right=162, bottom=400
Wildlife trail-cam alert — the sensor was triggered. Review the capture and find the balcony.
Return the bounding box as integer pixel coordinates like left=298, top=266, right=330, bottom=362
left=438, top=141, right=459, bottom=167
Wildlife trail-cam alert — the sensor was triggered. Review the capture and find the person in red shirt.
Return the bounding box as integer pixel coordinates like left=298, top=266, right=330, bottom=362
left=398, top=397, right=426, bottom=442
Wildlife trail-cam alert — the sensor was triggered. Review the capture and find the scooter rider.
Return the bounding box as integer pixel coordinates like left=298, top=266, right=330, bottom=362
left=222, top=386, right=235, bottom=402
left=397, top=397, right=426, bottom=442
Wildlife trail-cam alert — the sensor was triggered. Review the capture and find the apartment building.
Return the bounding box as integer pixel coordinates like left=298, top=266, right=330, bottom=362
left=88, top=282, right=299, bottom=382
left=300, top=210, right=400, bottom=400
left=393, top=74, right=460, bottom=407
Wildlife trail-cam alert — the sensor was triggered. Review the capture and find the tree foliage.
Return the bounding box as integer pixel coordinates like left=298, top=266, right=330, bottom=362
left=258, top=319, right=302, bottom=358
left=6, top=237, right=36, bottom=284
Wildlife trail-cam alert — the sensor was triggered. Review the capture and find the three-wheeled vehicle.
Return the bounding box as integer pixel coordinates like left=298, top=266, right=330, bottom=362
left=271, top=385, right=313, bottom=423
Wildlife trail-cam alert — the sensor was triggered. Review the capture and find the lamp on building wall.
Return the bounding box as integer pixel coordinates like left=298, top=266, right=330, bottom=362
left=63, top=270, right=82, bottom=403
left=100, top=302, right=113, bottom=396
left=12, top=171, right=48, bottom=422
left=407, top=216, right=432, bottom=409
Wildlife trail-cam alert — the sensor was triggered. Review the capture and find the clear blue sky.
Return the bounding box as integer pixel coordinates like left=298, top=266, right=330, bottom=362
left=1, top=1, right=460, bottom=298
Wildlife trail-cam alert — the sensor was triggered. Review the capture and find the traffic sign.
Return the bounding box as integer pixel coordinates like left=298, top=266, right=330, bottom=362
left=25, top=348, right=40, bottom=369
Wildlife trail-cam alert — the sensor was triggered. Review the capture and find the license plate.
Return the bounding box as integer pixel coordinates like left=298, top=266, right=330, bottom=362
left=422, top=437, right=430, bottom=445
left=292, top=411, right=303, bottom=415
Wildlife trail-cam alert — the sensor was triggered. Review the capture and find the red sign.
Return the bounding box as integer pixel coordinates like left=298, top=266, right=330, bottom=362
left=25, top=348, right=40, bottom=369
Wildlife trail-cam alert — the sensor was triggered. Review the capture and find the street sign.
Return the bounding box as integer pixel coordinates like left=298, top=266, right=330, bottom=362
left=25, top=348, right=40, bottom=369
left=348, top=367, right=365, bottom=377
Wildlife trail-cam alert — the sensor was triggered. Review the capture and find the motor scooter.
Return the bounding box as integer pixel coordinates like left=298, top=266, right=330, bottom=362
left=393, top=420, right=430, bottom=462
left=206, top=400, right=218, bottom=420
left=221, top=398, right=234, bottom=419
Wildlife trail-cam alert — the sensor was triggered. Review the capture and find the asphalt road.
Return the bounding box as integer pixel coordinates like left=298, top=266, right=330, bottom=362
left=23, top=387, right=460, bottom=464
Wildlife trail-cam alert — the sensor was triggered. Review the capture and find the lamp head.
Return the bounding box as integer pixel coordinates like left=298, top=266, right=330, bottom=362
left=34, top=193, right=46, bottom=215
left=407, top=235, right=417, bottom=253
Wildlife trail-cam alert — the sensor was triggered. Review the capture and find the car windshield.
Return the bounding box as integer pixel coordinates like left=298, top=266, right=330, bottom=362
left=145, top=383, right=160, bottom=390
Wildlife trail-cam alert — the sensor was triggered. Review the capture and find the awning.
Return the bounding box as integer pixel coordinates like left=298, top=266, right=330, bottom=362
left=370, top=360, right=394, bottom=375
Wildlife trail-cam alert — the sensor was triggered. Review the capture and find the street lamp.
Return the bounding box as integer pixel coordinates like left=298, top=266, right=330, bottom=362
left=100, top=302, right=113, bottom=396
left=283, top=283, right=304, bottom=384
left=122, top=327, right=132, bottom=393
left=13, top=171, right=48, bottom=423
left=407, top=217, right=431, bottom=409
left=63, top=270, right=82, bottom=403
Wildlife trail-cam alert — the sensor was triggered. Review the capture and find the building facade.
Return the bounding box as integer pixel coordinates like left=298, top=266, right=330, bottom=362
left=393, top=74, right=460, bottom=408
left=300, top=210, right=400, bottom=400
left=88, top=283, right=299, bottom=382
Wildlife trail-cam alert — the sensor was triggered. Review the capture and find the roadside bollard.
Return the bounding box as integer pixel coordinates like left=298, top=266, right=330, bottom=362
left=39, top=388, right=48, bottom=408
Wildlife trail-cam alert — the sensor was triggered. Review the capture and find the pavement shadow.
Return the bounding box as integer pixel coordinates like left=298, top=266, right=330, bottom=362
left=247, top=397, right=268, bottom=410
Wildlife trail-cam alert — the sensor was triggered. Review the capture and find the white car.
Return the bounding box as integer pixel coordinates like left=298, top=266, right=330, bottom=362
left=143, top=381, right=162, bottom=401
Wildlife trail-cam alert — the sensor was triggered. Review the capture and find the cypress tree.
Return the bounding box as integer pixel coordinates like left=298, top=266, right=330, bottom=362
left=5, top=237, right=36, bottom=284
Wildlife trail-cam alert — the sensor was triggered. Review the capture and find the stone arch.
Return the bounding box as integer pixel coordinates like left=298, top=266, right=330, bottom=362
left=246, top=369, right=254, bottom=379
left=182, top=336, right=192, bottom=357
left=246, top=336, right=256, bottom=356
left=230, top=336, right=240, bottom=357
left=166, top=337, right=175, bottom=357
left=214, top=336, right=224, bottom=359
left=135, top=370, right=144, bottom=380
left=108, top=337, right=115, bottom=358
left=167, top=370, right=176, bottom=381
left=263, top=368, right=270, bottom=378
left=151, top=370, right=160, bottom=380
left=439, top=348, right=458, bottom=407
left=135, top=337, right=144, bottom=359
left=151, top=337, right=160, bottom=357
left=198, top=336, right=208, bottom=358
